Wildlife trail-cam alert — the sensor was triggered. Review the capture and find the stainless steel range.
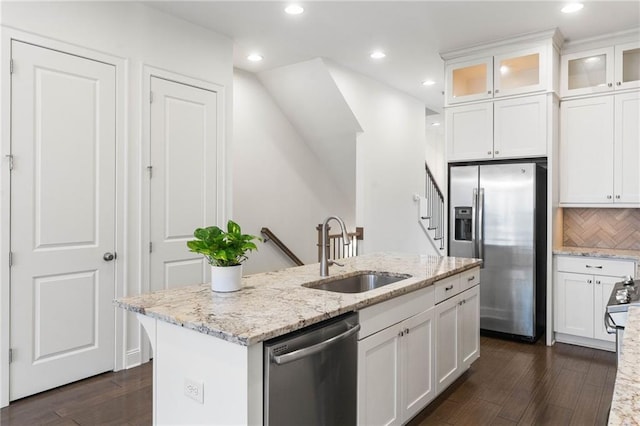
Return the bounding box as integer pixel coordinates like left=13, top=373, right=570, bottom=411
left=605, top=276, right=639, bottom=363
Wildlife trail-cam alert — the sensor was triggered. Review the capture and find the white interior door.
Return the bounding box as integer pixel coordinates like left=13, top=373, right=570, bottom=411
left=149, top=77, right=218, bottom=291
left=9, top=41, right=116, bottom=400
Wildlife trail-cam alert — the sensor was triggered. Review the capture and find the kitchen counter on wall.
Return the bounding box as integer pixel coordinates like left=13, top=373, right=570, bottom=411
left=553, top=247, right=640, bottom=277
left=609, top=306, right=640, bottom=425
left=116, top=252, right=481, bottom=346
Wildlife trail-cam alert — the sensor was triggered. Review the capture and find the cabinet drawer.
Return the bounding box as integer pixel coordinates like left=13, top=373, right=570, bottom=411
left=556, top=256, right=635, bottom=277
left=359, top=285, right=434, bottom=340
left=459, top=267, right=480, bottom=291
left=435, top=275, right=460, bottom=304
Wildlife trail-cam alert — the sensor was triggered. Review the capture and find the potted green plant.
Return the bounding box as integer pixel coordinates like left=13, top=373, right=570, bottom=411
left=186, top=220, right=260, bottom=292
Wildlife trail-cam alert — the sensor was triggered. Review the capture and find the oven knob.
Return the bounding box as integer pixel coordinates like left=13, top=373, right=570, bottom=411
left=622, top=275, right=635, bottom=286
left=616, top=289, right=630, bottom=303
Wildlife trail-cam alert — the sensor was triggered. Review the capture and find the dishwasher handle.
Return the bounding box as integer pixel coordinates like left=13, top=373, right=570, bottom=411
left=272, top=323, right=360, bottom=365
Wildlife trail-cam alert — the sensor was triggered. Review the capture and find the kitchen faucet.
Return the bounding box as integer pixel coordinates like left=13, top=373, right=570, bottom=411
left=320, top=216, right=351, bottom=277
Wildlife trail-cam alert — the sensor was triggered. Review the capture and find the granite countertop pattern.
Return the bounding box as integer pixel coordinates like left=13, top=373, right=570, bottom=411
left=609, top=306, right=640, bottom=426
left=553, top=247, right=640, bottom=277
left=115, top=252, right=481, bottom=346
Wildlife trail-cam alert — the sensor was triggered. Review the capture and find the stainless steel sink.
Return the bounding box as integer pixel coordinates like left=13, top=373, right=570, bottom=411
left=304, top=272, right=412, bottom=294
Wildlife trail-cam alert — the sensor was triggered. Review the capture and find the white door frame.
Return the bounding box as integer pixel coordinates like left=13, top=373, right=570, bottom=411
left=139, top=65, right=226, bottom=364
left=0, top=27, right=127, bottom=407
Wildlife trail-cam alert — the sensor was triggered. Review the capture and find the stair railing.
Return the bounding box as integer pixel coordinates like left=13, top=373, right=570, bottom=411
left=420, top=162, right=445, bottom=253
left=260, top=227, right=304, bottom=266
left=316, top=225, right=364, bottom=262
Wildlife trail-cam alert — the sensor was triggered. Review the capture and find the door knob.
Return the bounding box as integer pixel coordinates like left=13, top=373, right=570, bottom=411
left=103, top=252, right=116, bottom=261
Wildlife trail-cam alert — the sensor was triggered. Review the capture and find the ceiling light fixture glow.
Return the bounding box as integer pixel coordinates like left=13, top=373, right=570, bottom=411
left=561, top=3, right=584, bottom=13
left=284, top=5, right=304, bottom=15
left=247, top=54, right=264, bottom=62
left=500, top=65, right=509, bottom=75
left=370, top=51, right=386, bottom=59
left=422, top=79, right=436, bottom=86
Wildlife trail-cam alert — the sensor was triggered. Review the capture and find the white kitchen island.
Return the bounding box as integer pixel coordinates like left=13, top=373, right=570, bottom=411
left=116, top=252, right=482, bottom=425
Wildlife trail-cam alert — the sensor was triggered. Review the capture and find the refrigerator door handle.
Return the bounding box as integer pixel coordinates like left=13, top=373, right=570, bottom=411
left=472, top=188, right=478, bottom=258
left=478, top=188, right=485, bottom=266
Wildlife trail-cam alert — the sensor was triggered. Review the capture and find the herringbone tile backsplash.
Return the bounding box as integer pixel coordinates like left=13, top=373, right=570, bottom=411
left=563, top=208, right=640, bottom=250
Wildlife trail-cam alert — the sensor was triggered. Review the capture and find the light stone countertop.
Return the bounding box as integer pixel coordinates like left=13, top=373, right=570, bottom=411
left=609, top=306, right=640, bottom=426
left=115, top=252, right=481, bottom=346
left=553, top=247, right=640, bottom=277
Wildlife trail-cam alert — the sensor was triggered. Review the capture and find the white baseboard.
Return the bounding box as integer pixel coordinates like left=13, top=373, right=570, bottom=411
left=126, top=348, right=142, bottom=369
left=555, top=332, right=616, bottom=352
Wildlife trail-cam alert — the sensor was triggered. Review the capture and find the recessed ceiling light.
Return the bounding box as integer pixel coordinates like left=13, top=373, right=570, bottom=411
left=247, top=54, right=263, bottom=62
left=370, top=51, right=386, bottom=59
left=561, top=3, right=584, bottom=13
left=422, top=80, right=436, bottom=86
left=284, top=4, right=304, bottom=15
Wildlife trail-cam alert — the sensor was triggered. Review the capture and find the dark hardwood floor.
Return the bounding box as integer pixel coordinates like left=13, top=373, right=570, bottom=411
left=408, top=336, right=616, bottom=426
left=1, top=336, right=616, bottom=425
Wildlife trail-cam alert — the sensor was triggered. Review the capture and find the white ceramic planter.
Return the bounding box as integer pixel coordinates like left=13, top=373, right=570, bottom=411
left=210, top=264, right=243, bottom=292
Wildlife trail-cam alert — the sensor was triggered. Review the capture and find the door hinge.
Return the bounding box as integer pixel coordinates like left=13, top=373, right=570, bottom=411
left=9, top=348, right=13, bottom=364
left=10, top=59, right=14, bottom=74
left=8, top=251, right=13, bottom=267
left=150, top=91, right=154, bottom=104
left=149, top=242, right=153, bottom=253
left=147, top=165, right=153, bottom=179
left=5, top=154, right=14, bottom=171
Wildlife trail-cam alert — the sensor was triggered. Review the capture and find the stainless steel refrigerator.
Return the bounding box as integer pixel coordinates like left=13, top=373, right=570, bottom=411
left=449, top=162, right=546, bottom=342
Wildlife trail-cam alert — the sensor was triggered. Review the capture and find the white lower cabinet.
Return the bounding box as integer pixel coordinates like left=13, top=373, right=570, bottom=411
left=554, top=255, right=636, bottom=349
left=357, top=308, right=435, bottom=426
left=357, top=268, right=481, bottom=425
left=435, top=284, right=480, bottom=394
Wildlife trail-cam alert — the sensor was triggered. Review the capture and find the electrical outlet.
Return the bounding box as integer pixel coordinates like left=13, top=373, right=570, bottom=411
left=184, top=378, right=204, bottom=404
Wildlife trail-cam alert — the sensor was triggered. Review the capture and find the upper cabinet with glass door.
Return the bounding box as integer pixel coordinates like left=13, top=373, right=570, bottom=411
left=446, top=46, right=548, bottom=105
left=561, top=41, right=640, bottom=97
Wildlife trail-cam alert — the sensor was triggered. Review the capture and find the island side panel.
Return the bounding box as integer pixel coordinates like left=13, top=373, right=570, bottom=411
left=154, top=320, right=263, bottom=425
left=137, top=315, right=157, bottom=423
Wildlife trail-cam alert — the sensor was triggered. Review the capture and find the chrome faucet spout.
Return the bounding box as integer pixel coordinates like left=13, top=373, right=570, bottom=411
left=320, top=216, right=351, bottom=277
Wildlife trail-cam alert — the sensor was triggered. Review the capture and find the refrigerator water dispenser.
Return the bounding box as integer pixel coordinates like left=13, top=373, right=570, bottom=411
left=454, top=207, right=472, bottom=241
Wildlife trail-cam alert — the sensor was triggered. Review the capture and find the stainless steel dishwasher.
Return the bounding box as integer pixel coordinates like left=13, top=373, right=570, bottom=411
left=264, top=312, right=359, bottom=426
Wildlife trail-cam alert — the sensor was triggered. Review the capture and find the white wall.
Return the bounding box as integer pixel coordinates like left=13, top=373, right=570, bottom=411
left=425, top=114, right=446, bottom=190
left=326, top=62, right=435, bottom=256
left=233, top=69, right=354, bottom=274
left=0, top=1, right=234, bottom=397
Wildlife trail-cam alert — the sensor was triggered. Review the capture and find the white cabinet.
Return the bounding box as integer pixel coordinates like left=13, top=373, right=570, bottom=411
left=560, top=92, right=640, bottom=205
left=447, top=94, right=547, bottom=162
left=357, top=308, right=435, bottom=426
left=446, top=46, right=548, bottom=105
left=357, top=267, right=480, bottom=425
left=554, top=255, right=636, bottom=349
left=435, top=282, right=480, bottom=394
left=561, top=41, right=640, bottom=97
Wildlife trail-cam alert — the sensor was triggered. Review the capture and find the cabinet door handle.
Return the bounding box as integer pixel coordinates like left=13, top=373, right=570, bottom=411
left=487, top=90, right=492, bottom=94
left=596, top=280, right=601, bottom=285
left=467, top=275, right=475, bottom=281
left=445, top=285, right=454, bottom=291
left=587, top=279, right=593, bottom=284
left=608, top=82, right=613, bottom=87
left=616, top=82, right=622, bottom=86
left=607, top=195, right=612, bottom=199
left=398, top=330, right=404, bottom=337
left=405, top=328, right=410, bottom=335
left=494, top=89, right=500, bottom=94
left=616, top=195, right=621, bottom=199
left=586, top=265, right=603, bottom=269
left=487, top=151, right=492, bottom=155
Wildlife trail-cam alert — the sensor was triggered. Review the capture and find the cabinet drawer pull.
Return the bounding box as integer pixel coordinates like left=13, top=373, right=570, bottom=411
left=467, top=275, right=475, bottom=281
left=445, top=285, right=454, bottom=291
left=586, top=265, right=603, bottom=269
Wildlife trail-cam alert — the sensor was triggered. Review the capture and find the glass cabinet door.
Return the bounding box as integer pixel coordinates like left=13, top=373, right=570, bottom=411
left=446, top=57, right=493, bottom=105
left=615, top=41, right=640, bottom=90
left=494, top=47, right=546, bottom=97
left=561, top=47, right=615, bottom=97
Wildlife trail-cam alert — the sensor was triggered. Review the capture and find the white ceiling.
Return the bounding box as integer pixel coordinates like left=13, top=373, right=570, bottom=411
left=148, top=1, right=640, bottom=113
